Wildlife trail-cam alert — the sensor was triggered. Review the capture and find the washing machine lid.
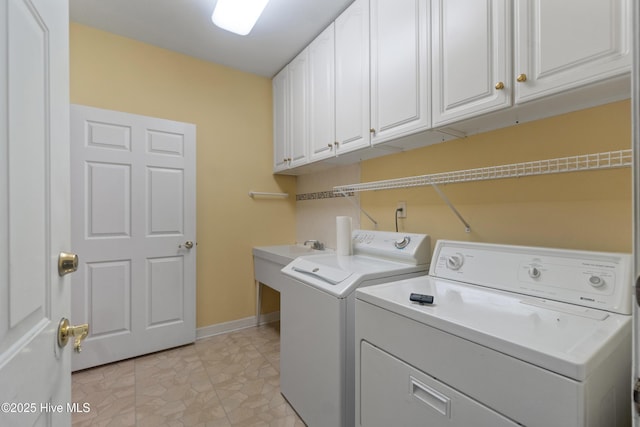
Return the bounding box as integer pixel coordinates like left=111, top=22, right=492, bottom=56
left=282, top=254, right=428, bottom=298
left=356, top=276, right=631, bottom=381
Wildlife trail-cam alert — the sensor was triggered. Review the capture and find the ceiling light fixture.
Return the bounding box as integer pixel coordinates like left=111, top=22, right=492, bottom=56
left=211, top=0, right=270, bottom=36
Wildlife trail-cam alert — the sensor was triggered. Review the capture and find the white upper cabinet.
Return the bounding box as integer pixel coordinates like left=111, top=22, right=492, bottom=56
left=432, top=0, right=511, bottom=127
left=288, top=50, right=310, bottom=167
left=514, top=0, right=631, bottom=103
left=272, top=0, right=632, bottom=174
left=335, top=0, right=371, bottom=154
left=277, top=0, right=370, bottom=171
left=309, top=24, right=337, bottom=162
left=370, top=0, right=430, bottom=145
left=273, top=49, right=310, bottom=172
left=432, top=0, right=630, bottom=128
left=272, top=67, right=289, bottom=172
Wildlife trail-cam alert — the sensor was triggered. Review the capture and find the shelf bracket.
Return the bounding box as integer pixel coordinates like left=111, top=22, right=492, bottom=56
left=335, top=189, right=378, bottom=227
left=429, top=181, right=471, bottom=233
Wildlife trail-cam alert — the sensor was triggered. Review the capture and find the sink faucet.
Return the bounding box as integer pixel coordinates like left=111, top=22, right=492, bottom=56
left=304, top=240, right=325, bottom=250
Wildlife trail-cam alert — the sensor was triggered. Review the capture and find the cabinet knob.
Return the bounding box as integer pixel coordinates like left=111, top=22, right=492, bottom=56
left=328, top=143, right=333, bottom=149
left=370, top=128, right=376, bottom=134
left=516, top=74, right=527, bottom=83
left=495, top=81, right=505, bottom=90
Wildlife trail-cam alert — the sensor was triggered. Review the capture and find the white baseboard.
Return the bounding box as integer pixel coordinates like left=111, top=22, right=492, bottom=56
left=196, top=311, right=280, bottom=340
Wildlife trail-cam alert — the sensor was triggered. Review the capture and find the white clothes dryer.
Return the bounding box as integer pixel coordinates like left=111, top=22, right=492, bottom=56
left=355, top=240, right=632, bottom=427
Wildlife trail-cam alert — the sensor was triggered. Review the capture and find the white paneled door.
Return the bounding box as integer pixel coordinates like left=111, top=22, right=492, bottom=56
left=70, top=105, right=196, bottom=371
left=0, top=0, right=72, bottom=425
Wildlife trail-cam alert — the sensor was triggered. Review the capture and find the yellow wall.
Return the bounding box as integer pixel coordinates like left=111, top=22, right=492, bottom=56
left=361, top=100, right=632, bottom=253
left=69, top=23, right=293, bottom=328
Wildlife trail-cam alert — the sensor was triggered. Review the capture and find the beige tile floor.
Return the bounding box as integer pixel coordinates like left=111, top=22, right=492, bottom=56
left=71, top=322, right=306, bottom=427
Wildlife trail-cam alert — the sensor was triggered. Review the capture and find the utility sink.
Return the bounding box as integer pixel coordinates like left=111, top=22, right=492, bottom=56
left=253, top=244, right=332, bottom=294
left=252, top=244, right=330, bottom=267
left=253, top=244, right=332, bottom=323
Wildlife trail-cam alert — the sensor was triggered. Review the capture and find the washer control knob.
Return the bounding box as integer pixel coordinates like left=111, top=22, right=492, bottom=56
left=446, top=254, right=464, bottom=270
left=394, top=236, right=411, bottom=249
left=528, top=266, right=541, bottom=279
left=589, top=275, right=605, bottom=288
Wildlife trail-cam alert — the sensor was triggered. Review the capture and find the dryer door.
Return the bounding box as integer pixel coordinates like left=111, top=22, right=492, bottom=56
left=360, top=341, right=519, bottom=427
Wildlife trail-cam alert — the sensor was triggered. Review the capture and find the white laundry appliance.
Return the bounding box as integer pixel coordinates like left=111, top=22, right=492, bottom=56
left=355, top=240, right=632, bottom=427
left=280, top=230, right=431, bottom=427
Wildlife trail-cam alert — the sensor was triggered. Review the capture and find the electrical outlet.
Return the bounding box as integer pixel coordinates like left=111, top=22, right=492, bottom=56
left=397, top=201, right=407, bottom=218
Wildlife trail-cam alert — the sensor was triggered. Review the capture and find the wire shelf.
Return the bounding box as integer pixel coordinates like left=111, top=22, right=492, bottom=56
left=334, top=149, right=632, bottom=193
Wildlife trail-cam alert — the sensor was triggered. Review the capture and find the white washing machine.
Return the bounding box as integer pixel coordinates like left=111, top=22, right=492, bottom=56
left=280, top=230, right=431, bottom=427
left=355, top=240, right=632, bottom=427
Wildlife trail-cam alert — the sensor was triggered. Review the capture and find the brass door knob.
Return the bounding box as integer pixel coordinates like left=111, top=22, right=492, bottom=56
left=58, top=252, right=78, bottom=276
left=516, top=73, right=527, bottom=82
left=495, top=81, right=505, bottom=90
left=58, top=318, right=89, bottom=353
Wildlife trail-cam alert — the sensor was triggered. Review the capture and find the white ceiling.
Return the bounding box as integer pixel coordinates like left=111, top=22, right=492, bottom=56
left=69, top=0, right=354, bottom=78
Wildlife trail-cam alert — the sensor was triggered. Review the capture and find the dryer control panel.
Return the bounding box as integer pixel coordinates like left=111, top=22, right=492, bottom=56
left=352, top=230, right=431, bottom=266
left=430, top=240, right=632, bottom=315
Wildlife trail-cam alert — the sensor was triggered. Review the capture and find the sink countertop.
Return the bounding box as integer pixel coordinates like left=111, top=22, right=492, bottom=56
left=253, top=244, right=333, bottom=266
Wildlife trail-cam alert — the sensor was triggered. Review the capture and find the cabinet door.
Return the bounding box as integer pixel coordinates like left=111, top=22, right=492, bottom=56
left=432, top=0, right=511, bottom=127
left=309, top=24, right=337, bottom=162
left=335, top=0, right=370, bottom=154
left=370, top=0, right=430, bottom=145
left=514, top=0, right=631, bottom=104
left=288, top=49, right=309, bottom=167
left=272, top=67, right=289, bottom=172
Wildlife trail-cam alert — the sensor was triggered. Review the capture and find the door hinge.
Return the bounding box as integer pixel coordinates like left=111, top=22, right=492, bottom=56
left=634, top=378, right=640, bottom=415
